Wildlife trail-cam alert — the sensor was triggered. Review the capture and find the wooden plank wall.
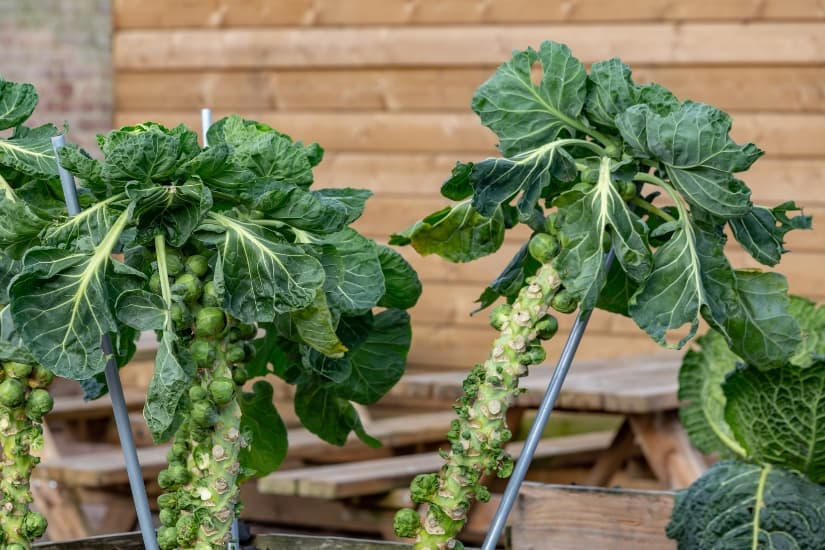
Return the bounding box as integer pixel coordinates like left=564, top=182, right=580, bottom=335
left=113, top=1, right=825, bottom=372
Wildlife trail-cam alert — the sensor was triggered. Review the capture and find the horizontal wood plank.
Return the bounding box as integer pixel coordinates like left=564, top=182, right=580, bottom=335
left=114, top=24, right=825, bottom=70
left=114, top=0, right=825, bottom=29
left=511, top=483, right=676, bottom=549
left=113, top=111, right=825, bottom=157
left=115, top=66, right=825, bottom=113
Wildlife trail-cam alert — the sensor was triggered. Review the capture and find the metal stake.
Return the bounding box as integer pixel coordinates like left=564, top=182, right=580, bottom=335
left=199, top=107, right=241, bottom=550
left=51, top=135, right=160, bottom=550
left=481, top=252, right=615, bottom=550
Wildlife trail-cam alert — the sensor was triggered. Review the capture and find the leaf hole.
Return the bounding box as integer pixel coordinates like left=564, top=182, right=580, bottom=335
left=530, top=61, right=543, bottom=87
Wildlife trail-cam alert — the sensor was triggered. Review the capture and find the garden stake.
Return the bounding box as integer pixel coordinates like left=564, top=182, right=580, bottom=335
left=51, top=134, right=160, bottom=550
left=480, top=251, right=614, bottom=550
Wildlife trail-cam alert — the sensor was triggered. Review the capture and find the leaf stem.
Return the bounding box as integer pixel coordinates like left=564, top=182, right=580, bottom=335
left=630, top=196, right=677, bottom=223
left=154, top=234, right=174, bottom=332
left=752, top=465, right=771, bottom=550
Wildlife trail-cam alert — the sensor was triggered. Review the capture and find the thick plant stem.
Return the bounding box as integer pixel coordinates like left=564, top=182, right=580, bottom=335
left=394, top=264, right=562, bottom=549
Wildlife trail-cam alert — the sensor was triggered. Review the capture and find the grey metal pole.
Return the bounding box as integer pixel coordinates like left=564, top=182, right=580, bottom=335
left=199, top=107, right=242, bottom=550
left=51, top=135, right=160, bottom=550
left=480, top=252, right=615, bottom=550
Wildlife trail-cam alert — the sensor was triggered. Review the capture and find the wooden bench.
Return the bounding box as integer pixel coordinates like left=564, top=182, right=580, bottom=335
left=259, top=430, right=615, bottom=499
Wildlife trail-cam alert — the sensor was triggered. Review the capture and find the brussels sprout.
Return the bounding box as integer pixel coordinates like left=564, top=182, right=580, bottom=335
left=394, top=508, right=421, bottom=539
left=543, top=212, right=559, bottom=235
left=232, top=366, right=249, bottom=386
left=202, top=280, right=220, bottom=307
left=27, top=365, right=54, bottom=389
left=237, top=322, right=257, bottom=341
left=4, top=361, right=33, bottom=379
left=489, top=304, right=512, bottom=331
left=410, top=473, right=439, bottom=504
left=195, top=307, right=226, bottom=337
left=176, top=514, right=198, bottom=546
left=190, top=340, right=214, bottom=368
left=226, top=344, right=245, bottom=364
left=171, top=439, right=188, bottom=460
left=189, top=385, right=208, bottom=402
left=617, top=180, right=637, bottom=201
left=157, top=468, right=176, bottom=490
left=519, top=345, right=546, bottom=365
left=191, top=401, right=218, bottom=427
left=159, top=507, right=178, bottom=526
left=174, top=273, right=203, bottom=303
left=186, top=255, right=209, bottom=277
left=551, top=290, right=578, bottom=314
left=22, top=511, right=47, bottom=538
left=169, top=463, right=191, bottom=485
left=157, top=526, right=179, bottom=550
left=25, top=388, right=54, bottom=421
left=149, top=272, right=163, bottom=293
left=166, top=254, right=185, bottom=277
left=0, top=378, right=26, bottom=408
left=535, top=315, right=559, bottom=340
left=208, top=377, right=235, bottom=406
left=158, top=492, right=179, bottom=510
left=170, top=302, right=191, bottom=328
left=528, top=233, right=559, bottom=264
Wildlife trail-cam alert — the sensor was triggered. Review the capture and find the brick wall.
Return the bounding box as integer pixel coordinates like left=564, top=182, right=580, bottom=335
left=0, top=0, right=111, bottom=152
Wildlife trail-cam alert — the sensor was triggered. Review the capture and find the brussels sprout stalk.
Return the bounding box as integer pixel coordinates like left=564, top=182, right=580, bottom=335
left=394, top=263, right=562, bottom=549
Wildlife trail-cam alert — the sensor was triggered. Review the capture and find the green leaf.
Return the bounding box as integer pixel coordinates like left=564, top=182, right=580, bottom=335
left=554, top=157, right=650, bottom=312
left=290, top=290, right=348, bottom=358
left=58, top=145, right=106, bottom=195
left=126, top=180, right=213, bottom=247
left=0, top=123, right=59, bottom=178
left=211, top=213, right=324, bottom=322
left=677, top=331, right=745, bottom=457
left=472, top=41, right=587, bottom=156
left=312, top=228, right=385, bottom=314
left=595, top=261, right=637, bottom=316
left=253, top=183, right=348, bottom=234
left=312, top=188, right=372, bottom=224
left=41, top=196, right=124, bottom=248
left=0, top=255, right=19, bottom=304
left=440, top=162, right=474, bottom=201
left=144, top=331, right=195, bottom=442
left=666, top=461, right=825, bottom=549
left=390, top=202, right=505, bottom=263
left=585, top=58, right=639, bottom=129
left=239, top=380, right=288, bottom=479
left=788, top=295, right=825, bottom=368
left=471, top=242, right=540, bottom=313
left=294, top=382, right=377, bottom=447
left=115, top=289, right=167, bottom=331
left=99, top=123, right=198, bottom=184
left=0, top=192, right=50, bottom=259
left=178, top=143, right=255, bottom=197
left=376, top=245, right=422, bottom=310
left=9, top=210, right=133, bottom=379
left=724, top=362, right=825, bottom=482
left=0, top=78, right=37, bottom=130
left=330, top=309, right=411, bottom=405
left=730, top=201, right=812, bottom=267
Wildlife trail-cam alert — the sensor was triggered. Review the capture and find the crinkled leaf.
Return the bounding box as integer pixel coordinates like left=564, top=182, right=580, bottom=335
left=0, top=305, right=33, bottom=363
left=212, top=213, right=324, bottom=322
left=115, top=288, right=167, bottom=331
left=0, top=192, right=50, bottom=259
left=472, top=41, right=587, bottom=156
left=376, top=245, right=422, bottom=310
left=311, top=228, right=384, bottom=314
left=126, top=180, right=213, bottom=247
left=144, top=331, right=195, bottom=442
left=178, top=143, right=255, bottom=197
left=470, top=145, right=576, bottom=219
left=253, top=183, right=348, bottom=234
left=788, top=295, right=825, bottom=368
left=0, top=78, right=37, bottom=130
left=730, top=201, right=812, bottom=267
left=239, top=380, right=288, bottom=479
left=0, top=123, right=59, bottom=178
left=42, top=197, right=123, bottom=248
left=99, top=124, right=198, bottom=184
left=294, top=382, right=379, bottom=447
left=725, top=361, right=825, bottom=482
left=440, top=162, right=474, bottom=201
left=58, top=144, right=106, bottom=195
left=585, top=58, right=639, bottom=129
left=666, top=461, right=825, bottom=549
left=390, top=202, right=504, bottom=263
left=554, top=158, right=650, bottom=312
left=290, top=290, right=347, bottom=358
left=9, top=211, right=132, bottom=379
left=312, top=188, right=372, bottom=225
left=678, top=331, right=744, bottom=457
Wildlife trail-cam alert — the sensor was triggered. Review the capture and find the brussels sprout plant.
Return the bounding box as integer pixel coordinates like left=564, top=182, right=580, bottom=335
left=0, top=105, right=421, bottom=546
left=0, top=77, right=65, bottom=549
left=390, top=41, right=811, bottom=549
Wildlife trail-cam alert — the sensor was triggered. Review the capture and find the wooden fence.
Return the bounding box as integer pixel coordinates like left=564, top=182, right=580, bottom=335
left=113, top=0, right=825, bottom=371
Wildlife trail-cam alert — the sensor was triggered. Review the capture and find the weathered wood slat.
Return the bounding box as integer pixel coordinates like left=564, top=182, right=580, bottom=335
left=113, top=111, right=825, bottom=158
left=511, top=483, right=676, bottom=549
left=48, top=389, right=145, bottom=420
left=114, top=24, right=825, bottom=70
left=114, top=0, right=825, bottom=29
left=115, top=66, right=825, bottom=113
